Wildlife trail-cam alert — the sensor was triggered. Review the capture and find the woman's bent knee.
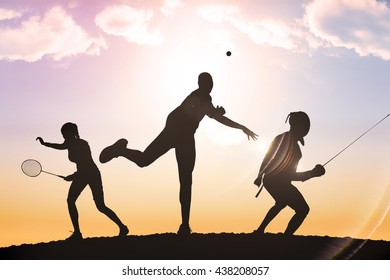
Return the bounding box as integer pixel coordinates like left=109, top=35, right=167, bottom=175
left=298, top=204, right=310, bottom=216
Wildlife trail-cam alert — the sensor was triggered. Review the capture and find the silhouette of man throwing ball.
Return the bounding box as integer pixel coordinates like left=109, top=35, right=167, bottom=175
left=253, top=112, right=325, bottom=235
left=100, top=72, right=257, bottom=236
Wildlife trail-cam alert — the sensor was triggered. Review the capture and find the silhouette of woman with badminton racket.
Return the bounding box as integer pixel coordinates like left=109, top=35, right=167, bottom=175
left=37, top=122, right=128, bottom=241
left=253, top=112, right=325, bottom=235
left=100, top=72, right=258, bottom=236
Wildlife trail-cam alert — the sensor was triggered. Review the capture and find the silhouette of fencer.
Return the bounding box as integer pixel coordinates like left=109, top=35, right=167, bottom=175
left=253, top=112, right=325, bottom=235
left=37, top=122, right=129, bottom=240
left=100, top=72, right=258, bottom=236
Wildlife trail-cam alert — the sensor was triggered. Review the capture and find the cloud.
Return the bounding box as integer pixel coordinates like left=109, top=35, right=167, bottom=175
left=95, top=5, right=164, bottom=46
left=160, top=0, right=183, bottom=16
left=0, top=8, right=22, bottom=21
left=197, top=1, right=390, bottom=61
left=197, top=4, right=300, bottom=50
left=0, top=6, right=106, bottom=62
left=208, top=27, right=235, bottom=51
left=304, top=0, right=390, bottom=60
left=197, top=5, right=239, bottom=24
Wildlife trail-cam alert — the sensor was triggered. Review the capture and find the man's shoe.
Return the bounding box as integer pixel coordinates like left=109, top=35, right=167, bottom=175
left=177, top=224, right=191, bottom=237
left=99, top=138, right=128, bottom=163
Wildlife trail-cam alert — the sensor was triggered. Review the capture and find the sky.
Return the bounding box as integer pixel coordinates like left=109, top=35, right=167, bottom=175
left=0, top=0, right=389, bottom=255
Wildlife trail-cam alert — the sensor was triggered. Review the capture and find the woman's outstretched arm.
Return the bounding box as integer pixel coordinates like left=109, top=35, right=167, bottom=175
left=36, top=137, right=67, bottom=150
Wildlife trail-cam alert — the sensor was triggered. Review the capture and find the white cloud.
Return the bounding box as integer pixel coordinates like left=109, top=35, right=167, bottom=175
left=197, top=4, right=299, bottom=50
left=304, top=0, right=390, bottom=60
left=208, top=27, right=235, bottom=52
left=160, top=0, right=183, bottom=16
left=0, top=6, right=107, bottom=62
left=197, top=5, right=239, bottom=24
left=0, top=8, right=22, bottom=21
left=95, top=5, right=164, bottom=46
left=197, top=1, right=390, bottom=61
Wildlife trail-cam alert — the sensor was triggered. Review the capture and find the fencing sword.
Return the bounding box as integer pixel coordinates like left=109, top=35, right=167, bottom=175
left=322, top=113, right=389, bottom=167
left=255, top=113, right=389, bottom=198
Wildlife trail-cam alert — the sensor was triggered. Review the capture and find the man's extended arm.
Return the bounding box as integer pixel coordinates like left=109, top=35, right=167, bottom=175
left=213, top=114, right=258, bottom=141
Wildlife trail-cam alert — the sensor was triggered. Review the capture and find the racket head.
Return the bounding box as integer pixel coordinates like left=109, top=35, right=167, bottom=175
left=21, top=159, right=42, bottom=177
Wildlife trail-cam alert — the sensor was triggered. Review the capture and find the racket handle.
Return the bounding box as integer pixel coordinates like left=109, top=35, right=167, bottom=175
left=41, top=170, right=65, bottom=179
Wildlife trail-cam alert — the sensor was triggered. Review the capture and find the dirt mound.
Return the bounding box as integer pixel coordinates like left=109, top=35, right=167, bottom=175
left=1, top=233, right=389, bottom=260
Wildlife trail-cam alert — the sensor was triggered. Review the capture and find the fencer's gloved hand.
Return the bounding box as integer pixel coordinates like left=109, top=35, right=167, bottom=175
left=311, top=164, right=325, bottom=177
left=254, top=176, right=263, bottom=187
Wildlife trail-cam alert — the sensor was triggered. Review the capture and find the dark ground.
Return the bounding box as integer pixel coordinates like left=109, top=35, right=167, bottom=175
left=0, top=233, right=389, bottom=260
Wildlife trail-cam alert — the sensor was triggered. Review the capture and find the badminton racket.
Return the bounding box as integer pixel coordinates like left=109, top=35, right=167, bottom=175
left=21, top=159, right=65, bottom=179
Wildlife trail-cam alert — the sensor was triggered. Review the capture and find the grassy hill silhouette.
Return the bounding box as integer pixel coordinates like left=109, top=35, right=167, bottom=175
left=1, top=233, right=389, bottom=260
